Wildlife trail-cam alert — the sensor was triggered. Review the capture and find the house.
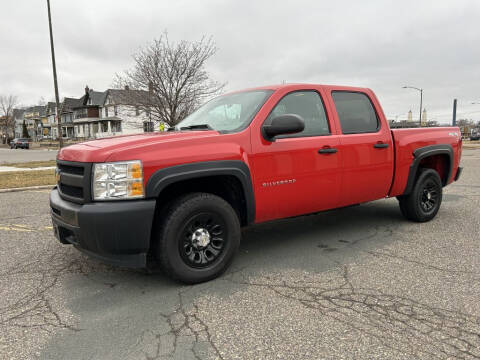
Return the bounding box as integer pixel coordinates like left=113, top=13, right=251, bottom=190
left=72, top=87, right=111, bottom=139
left=23, top=105, right=46, bottom=140
left=13, top=109, right=25, bottom=138
left=60, top=97, right=81, bottom=139
left=101, top=87, right=156, bottom=136
left=72, top=86, right=156, bottom=140
left=45, top=102, right=57, bottom=139
left=16, top=85, right=159, bottom=142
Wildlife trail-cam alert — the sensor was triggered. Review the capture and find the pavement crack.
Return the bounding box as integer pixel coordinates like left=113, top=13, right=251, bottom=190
left=224, top=266, right=480, bottom=359
left=367, top=250, right=480, bottom=278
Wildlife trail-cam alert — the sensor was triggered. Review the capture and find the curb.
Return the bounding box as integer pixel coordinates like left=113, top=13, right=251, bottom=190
left=0, top=185, right=55, bottom=193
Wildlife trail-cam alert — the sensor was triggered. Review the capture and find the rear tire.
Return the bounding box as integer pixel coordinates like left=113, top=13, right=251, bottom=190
left=154, top=192, right=241, bottom=284
left=398, top=168, right=442, bottom=222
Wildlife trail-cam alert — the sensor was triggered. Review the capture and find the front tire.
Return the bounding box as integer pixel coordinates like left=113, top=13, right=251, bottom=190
left=155, top=193, right=241, bottom=284
left=398, top=168, right=443, bottom=222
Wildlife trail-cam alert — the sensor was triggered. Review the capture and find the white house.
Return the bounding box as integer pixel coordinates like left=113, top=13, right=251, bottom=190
left=72, top=86, right=159, bottom=140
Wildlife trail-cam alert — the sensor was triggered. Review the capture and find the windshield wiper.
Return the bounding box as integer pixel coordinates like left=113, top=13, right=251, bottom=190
left=179, top=124, right=213, bottom=131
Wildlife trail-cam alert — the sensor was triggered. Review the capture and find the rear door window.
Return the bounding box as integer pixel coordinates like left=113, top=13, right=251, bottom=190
left=332, top=92, right=379, bottom=134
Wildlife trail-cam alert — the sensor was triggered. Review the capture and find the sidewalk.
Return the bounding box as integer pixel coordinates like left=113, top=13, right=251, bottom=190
left=0, top=166, right=56, bottom=173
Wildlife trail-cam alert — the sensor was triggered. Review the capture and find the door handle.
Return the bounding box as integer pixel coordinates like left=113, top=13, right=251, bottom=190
left=373, top=143, right=389, bottom=149
left=318, top=148, right=338, bottom=154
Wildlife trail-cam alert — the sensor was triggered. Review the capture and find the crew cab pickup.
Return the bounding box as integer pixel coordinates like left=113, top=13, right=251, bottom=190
left=50, top=84, right=463, bottom=283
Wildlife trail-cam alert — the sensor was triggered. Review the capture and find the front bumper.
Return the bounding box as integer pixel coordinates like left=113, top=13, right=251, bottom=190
left=50, top=188, right=156, bottom=268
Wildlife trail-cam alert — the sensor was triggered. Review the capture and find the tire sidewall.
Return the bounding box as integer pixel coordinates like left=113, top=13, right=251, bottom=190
left=412, top=169, right=443, bottom=221
left=159, top=194, right=240, bottom=283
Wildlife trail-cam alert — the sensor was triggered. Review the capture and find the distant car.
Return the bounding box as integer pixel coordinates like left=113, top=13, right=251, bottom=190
left=10, top=138, right=30, bottom=149
left=470, top=134, right=480, bottom=141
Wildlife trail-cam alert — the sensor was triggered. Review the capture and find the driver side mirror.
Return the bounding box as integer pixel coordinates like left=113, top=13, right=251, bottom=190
left=262, top=114, right=305, bottom=141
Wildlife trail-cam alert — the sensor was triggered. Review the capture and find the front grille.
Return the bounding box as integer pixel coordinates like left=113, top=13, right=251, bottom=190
left=58, top=163, right=84, bottom=176
left=60, top=183, right=84, bottom=198
left=57, top=160, right=92, bottom=204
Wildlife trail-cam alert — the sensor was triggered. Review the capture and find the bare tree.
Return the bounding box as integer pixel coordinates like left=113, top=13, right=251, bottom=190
left=0, top=95, right=19, bottom=142
left=114, top=32, right=225, bottom=127
left=457, top=119, right=474, bottom=127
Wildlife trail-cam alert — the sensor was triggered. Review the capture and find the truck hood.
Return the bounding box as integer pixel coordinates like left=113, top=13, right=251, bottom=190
left=58, top=130, right=220, bottom=163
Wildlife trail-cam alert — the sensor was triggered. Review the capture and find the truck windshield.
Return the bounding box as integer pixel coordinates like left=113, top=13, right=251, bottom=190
left=175, top=90, right=274, bottom=133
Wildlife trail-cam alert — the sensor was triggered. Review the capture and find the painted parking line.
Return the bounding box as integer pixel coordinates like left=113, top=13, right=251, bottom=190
left=0, top=224, right=53, bottom=232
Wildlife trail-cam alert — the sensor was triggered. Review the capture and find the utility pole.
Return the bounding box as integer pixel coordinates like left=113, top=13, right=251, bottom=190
left=419, top=89, right=423, bottom=127
left=452, top=99, right=457, bottom=126
left=47, top=0, right=63, bottom=148
left=402, top=86, right=423, bottom=127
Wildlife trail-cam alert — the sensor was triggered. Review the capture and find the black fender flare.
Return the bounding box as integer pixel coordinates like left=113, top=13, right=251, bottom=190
left=145, top=160, right=255, bottom=224
left=403, top=144, right=453, bottom=195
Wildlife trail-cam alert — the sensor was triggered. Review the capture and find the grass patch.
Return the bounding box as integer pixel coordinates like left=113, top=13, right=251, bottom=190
left=0, top=160, right=56, bottom=168
left=463, top=141, right=480, bottom=149
left=0, top=169, right=56, bottom=189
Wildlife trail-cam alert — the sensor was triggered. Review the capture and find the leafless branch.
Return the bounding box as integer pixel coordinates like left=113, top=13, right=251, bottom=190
left=114, top=32, right=225, bottom=127
left=0, top=94, right=19, bottom=140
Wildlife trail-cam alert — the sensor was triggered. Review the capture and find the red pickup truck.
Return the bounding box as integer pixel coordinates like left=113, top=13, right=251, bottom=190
left=50, top=84, right=462, bottom=283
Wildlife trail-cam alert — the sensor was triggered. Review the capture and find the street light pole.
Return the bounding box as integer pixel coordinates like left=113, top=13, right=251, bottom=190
left=419, top=89, right=423, bottom=127
left=46, top=0, right=63, bottom=148
left=453, top=99, right=457, bottom=126
left=402, top=86, right=423, bottom=127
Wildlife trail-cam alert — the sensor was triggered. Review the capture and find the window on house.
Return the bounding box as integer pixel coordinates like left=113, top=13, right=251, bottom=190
left=135, top=106, right=140, bottom=116
left=105, top=107, right=109, bottom=117
left=332, top=92, right=379, bottom=134
left=75, top=109, right=87, bottom=120
left=112, top=121, right=122, bottom=133
left=101, top=122, right=108, bottom=132
left=114, top=105, right=118, bottom=116
left=143, top=121, right=154, bottom=132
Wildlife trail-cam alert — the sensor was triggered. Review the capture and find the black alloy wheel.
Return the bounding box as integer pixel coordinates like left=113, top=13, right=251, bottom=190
left=155, top=192, right=241, bottom=284
left=179, top=212, right=227, bottom=268
left=398, top=168, right=443, bottom=222
left=419, top=180, right=439, bottom=213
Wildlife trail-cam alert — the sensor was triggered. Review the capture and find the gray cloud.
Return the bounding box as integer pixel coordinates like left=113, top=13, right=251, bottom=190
left=1, top=0, right=479, bottom=123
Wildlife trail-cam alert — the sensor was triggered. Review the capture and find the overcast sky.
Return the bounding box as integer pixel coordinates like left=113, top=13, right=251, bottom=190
left=1, top=0, right=480, bottom=124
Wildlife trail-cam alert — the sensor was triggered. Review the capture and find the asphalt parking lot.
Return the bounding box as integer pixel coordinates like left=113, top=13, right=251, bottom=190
left=1, top=149, right=479, bottom=360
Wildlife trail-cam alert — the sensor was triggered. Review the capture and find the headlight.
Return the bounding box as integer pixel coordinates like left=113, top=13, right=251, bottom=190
left=92, top=160, right=144, bottom=200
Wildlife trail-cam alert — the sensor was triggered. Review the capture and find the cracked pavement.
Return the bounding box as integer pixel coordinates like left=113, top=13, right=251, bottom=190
left=0, top=149, right=479, bottom=359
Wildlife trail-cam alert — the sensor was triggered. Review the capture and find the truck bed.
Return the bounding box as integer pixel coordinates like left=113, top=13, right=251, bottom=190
left=389, top=127, right=462, bottom=197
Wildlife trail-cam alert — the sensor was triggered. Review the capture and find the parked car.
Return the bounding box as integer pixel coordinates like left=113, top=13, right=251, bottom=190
left=10, top=138, right=30, bottom=149
left=50, top=84, right=463, bottom=283
left=470, top=134, right=480, bottom=141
